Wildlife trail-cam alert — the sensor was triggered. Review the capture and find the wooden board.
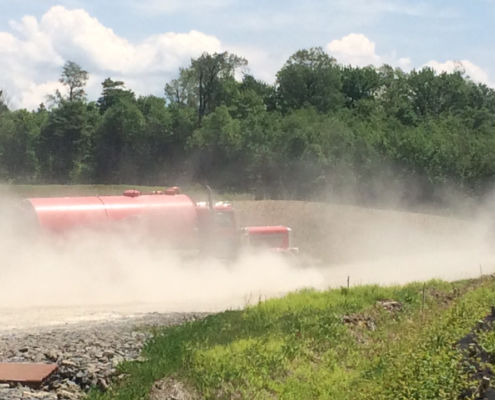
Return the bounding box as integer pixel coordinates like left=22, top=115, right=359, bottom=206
left=0, top=363, right=58, bottom=388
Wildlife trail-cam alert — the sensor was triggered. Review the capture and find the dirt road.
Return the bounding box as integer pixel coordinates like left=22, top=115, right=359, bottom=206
left=1, top=200, right=494, bottom=331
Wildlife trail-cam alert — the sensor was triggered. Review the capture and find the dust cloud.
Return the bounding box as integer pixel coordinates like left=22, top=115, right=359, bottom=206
left=317, top=189, right=495, bottom=286
left=0, top=193, right=323, bottom=329
left=1, top=187, right=495, bottom=330
left=235, top=193, right=495, bottom=288
left=317, top=213, right=495, bottom=287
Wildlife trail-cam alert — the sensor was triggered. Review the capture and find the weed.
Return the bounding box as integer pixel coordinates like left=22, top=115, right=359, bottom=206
left=87, top=278, right=495, bottom=399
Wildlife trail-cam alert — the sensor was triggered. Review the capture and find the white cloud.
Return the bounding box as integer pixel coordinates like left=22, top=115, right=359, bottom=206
left=0, top=6, right=223, bottom=109
left=425, top=59, right=492, bottom=85
left=324, top=33, right=495, bottom=89
left=327, top=33, right=381, bottom=67
left=225, top=44, right=284, bottom=84
left=0, top=32, right=17, bottom=53
left=19, top=80, right=63, bottom=111
left=397, top=57, right=412, bottom=70
left=2, top=6, right=493, bottom=110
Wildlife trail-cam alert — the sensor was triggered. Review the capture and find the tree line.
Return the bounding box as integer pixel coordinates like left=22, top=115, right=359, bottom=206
left=1, top=48, right=495, bottom=202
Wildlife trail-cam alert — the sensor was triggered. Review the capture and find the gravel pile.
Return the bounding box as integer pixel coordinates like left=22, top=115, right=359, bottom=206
left=0, top=312, right=207, bottom=400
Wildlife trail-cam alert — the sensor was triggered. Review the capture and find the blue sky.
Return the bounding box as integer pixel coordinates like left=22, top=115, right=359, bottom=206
left=0, top=0, right=494, bottom=109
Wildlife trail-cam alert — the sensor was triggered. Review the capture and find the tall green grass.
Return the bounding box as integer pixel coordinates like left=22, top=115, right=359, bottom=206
left=0, top=184, right=252, bottom=201
left=87, top=278, right=495, bottom=399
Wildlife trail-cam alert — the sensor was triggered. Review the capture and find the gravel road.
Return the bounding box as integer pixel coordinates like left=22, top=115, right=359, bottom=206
left=2, top=200, right=495, bottom=399
left=0, top=312, right=208, bottom=400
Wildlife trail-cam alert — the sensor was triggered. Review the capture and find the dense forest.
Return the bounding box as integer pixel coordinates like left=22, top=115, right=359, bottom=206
left=1, top=47, right=495, bottom=203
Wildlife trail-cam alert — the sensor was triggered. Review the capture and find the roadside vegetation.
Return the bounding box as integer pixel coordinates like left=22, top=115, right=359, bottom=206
left=0, top=183, right=251, bottom=202
left=1, top=48, right=495, bottom=205
left=87, top=277, right=495, bottom=399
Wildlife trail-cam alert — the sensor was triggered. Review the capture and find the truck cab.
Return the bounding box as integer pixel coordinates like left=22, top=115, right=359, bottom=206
left=196, top=201, right=297, bottom=257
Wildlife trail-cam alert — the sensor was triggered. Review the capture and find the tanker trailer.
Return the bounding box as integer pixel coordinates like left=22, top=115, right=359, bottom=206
left=22, top=186, right=297, bottom=257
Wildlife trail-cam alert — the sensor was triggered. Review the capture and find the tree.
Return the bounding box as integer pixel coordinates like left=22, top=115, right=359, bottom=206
left=165, top=52, right=247, bottom=124
left=38, top=62, right=91, bottom=182
left=70, top=101, right=101, bottom=182
left=136, top=95, right=178, bottom=181
left=240, top=75, right=277, bottom=111
left=48, top=61, right=89, bottom=104
left=376, top=65, right=418, bottom=125
left=60, top=61, right=89, bottom=102
left=0, top=90, right=9, bottom=114
left=462, top=82, right=495, bottom=130
left=188, top=105, right=242, bottom=186
left=341, top=66, right=381, bottom=108
left=276, top=47, right=343, bottom=113
left=228, top=87, right=266, bottom=120
left=164, top=67, right=197, bottom=108
left=239, top=109, right=283, bottom=196
left=92, top=100, right=145, bottom=182
left=97, top=78, right=135, bottom=114
left=0, top=110, right=39, bottom=181
left=37, top=101, right=90, bottom=182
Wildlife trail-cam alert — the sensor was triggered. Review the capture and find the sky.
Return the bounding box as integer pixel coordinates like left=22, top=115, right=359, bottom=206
left=0, top=0, right=494, bottom=110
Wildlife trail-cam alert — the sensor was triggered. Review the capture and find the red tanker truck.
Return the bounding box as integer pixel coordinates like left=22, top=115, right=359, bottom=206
left=21, top=186, right=297, bottom=258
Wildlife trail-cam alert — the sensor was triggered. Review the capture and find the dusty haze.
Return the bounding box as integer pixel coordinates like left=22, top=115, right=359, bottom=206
left=1, top=189, right=495, bottom=330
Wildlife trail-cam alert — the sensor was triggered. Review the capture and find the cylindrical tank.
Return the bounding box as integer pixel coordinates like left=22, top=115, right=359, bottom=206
left=24, top=190, right=198, bottom=242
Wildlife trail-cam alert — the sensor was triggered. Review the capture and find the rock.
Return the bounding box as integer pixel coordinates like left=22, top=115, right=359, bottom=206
left=23, top=390, right=57, bottom=399
left=149, top=377, right=198, bottom=400
left=112, top=355, right=125, bottom=368
left=0, top=312, right=208, bottom=399
left=377, top=300, right=402, bottom=312
left=75, top=371, right=85, bottom=379
left=61, top=360, right=78, bottom=368
left=56, top=389, right=80, bottom=399
left=97, top=377, right=108, bottom=390
left=44, top=350, right=59, bottom=362
left=342, top=313, right=376, bottom=330
left=102, top=350, right=114, bottom=358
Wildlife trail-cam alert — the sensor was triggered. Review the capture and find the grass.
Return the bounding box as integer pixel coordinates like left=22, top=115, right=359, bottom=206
left=0, top=183, right=253, bottom=201
left=86, top=277, right=495, bottom=400
left=3, top=184, right=490, bottom=398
